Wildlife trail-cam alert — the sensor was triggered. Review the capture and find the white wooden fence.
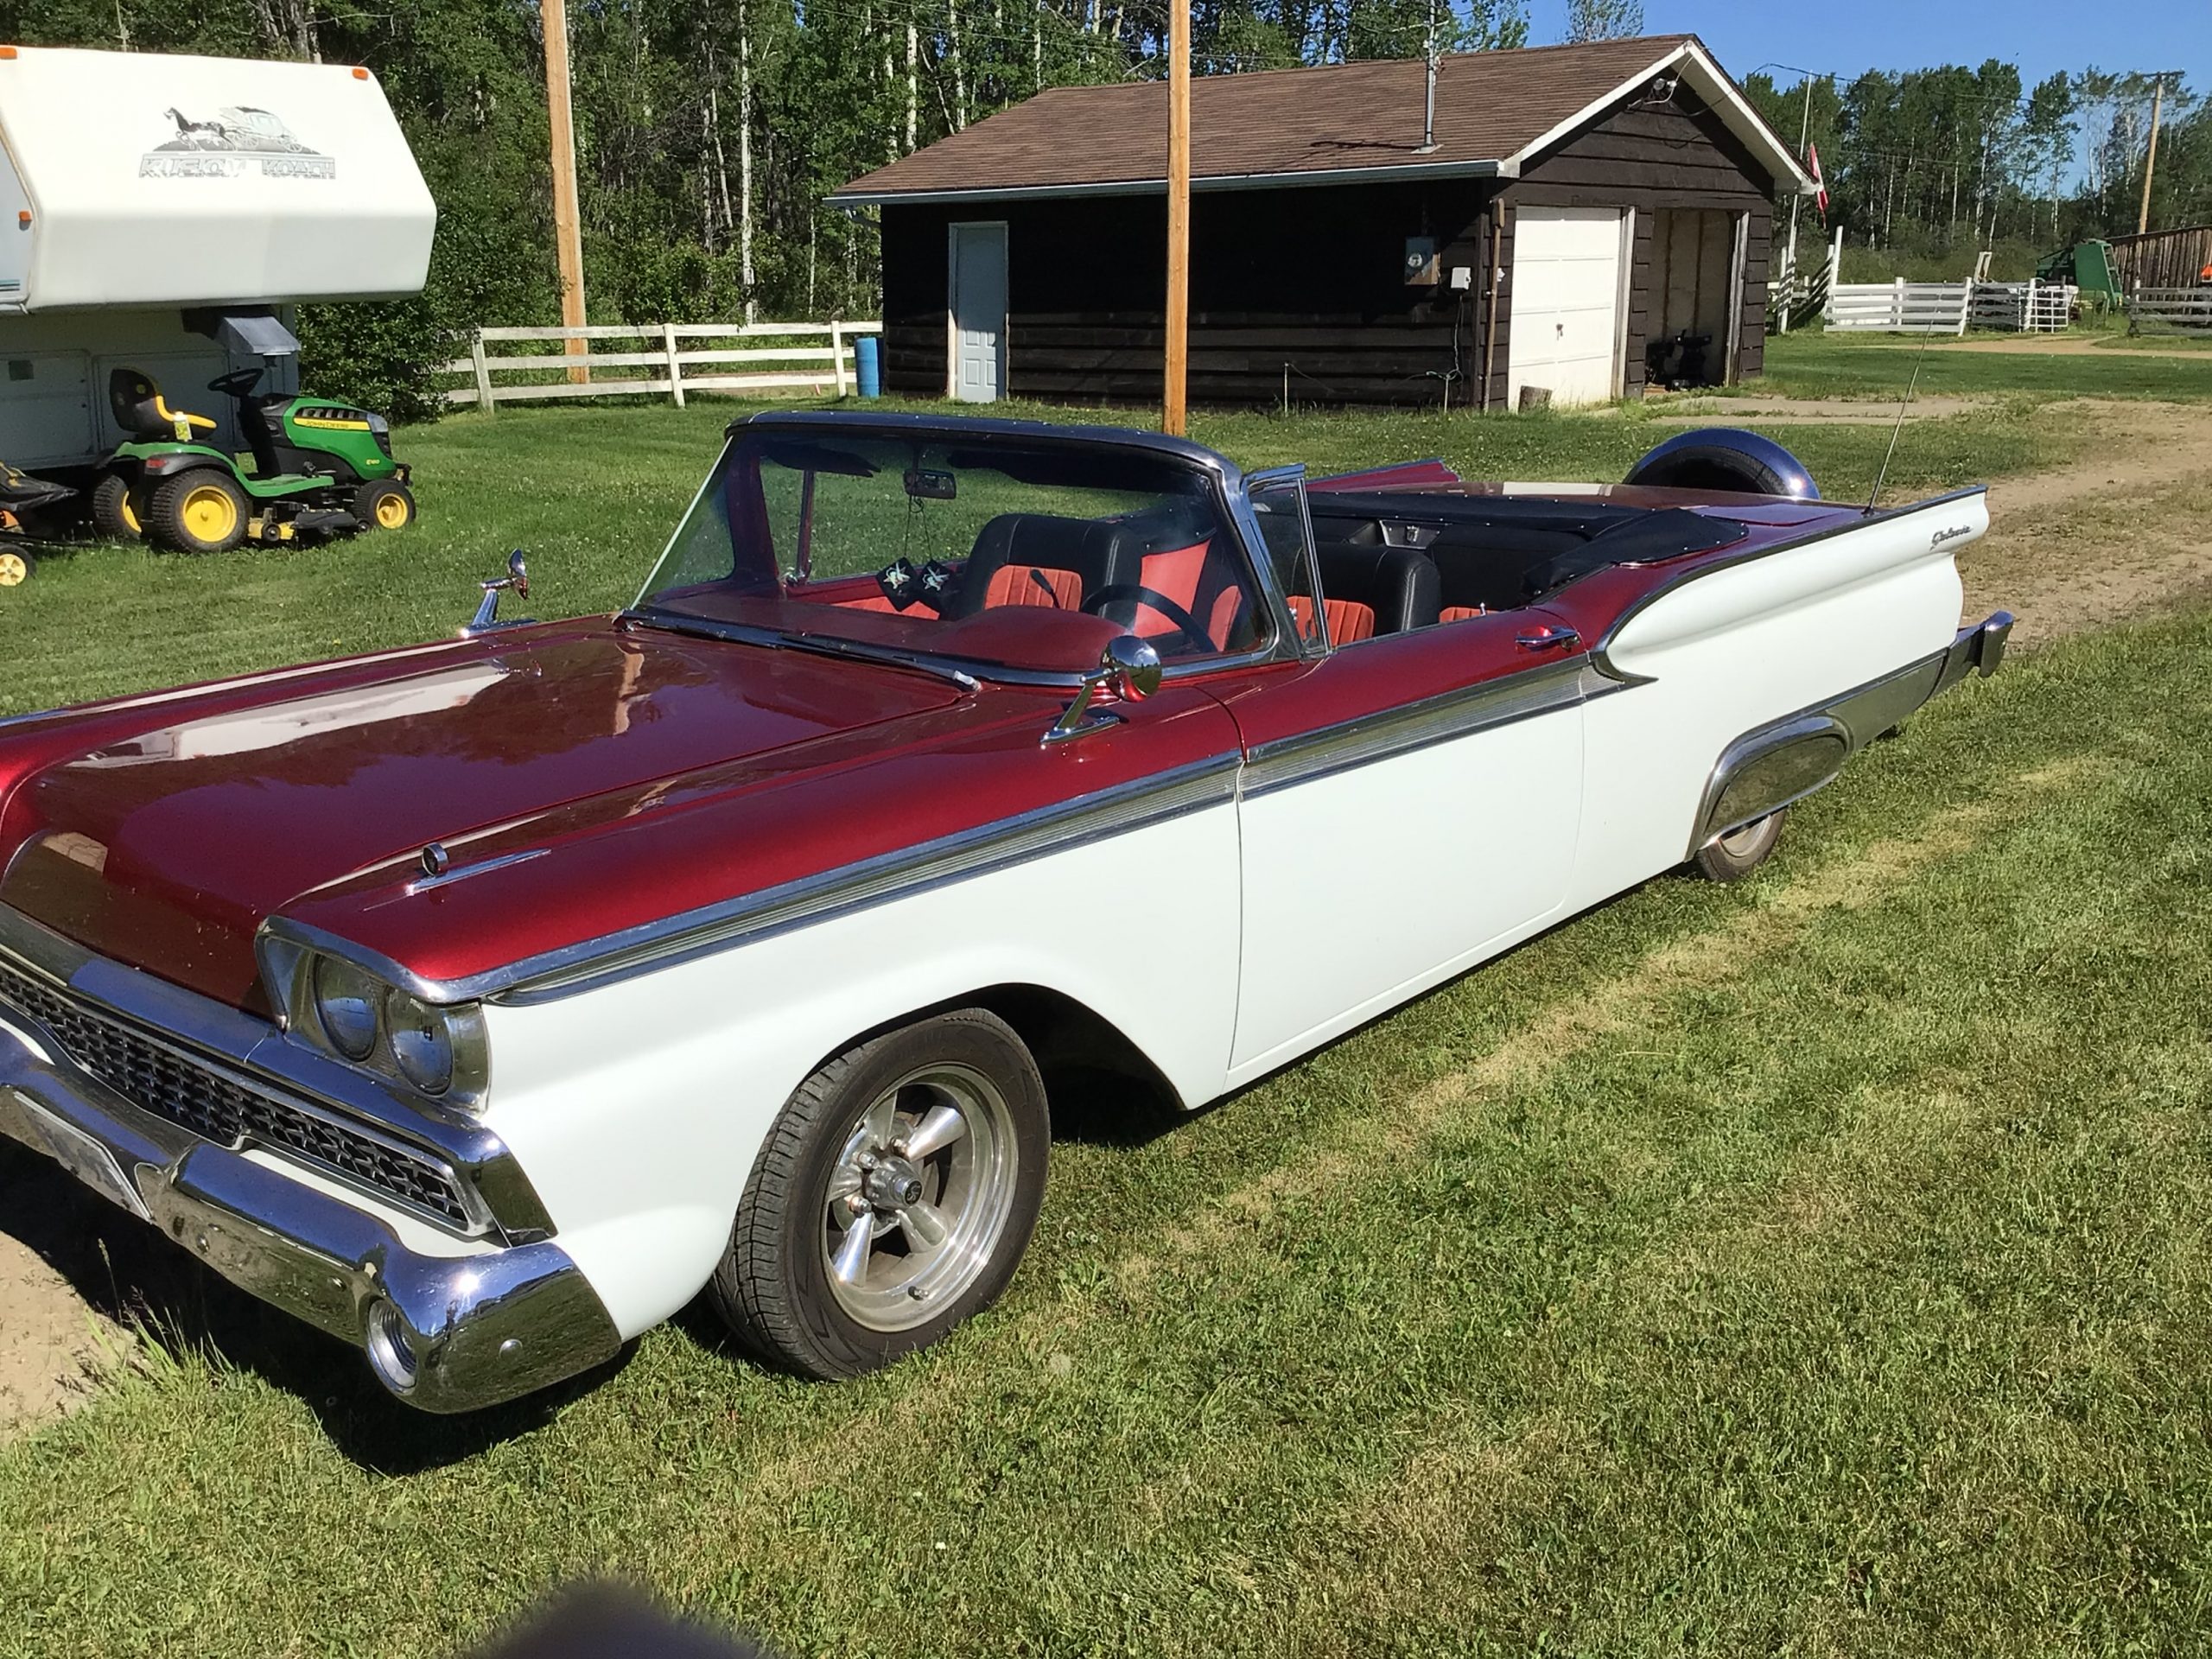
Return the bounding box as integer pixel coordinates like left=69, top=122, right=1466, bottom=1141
left=443, top=320, right=883, bottom=410
left=2128, top=287, right=2212, bottom=333
left=1826, top=281, right=1974, bottom=334
left=1825, top=279, right=2076, bottom=335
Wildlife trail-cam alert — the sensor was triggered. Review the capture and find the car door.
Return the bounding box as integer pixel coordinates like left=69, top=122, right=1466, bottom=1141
left=1215, top=470, right=1589, bottom=1084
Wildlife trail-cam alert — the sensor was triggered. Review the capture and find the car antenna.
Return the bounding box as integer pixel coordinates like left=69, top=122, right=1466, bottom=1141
left=1865, top=324, right=1938, bottom=517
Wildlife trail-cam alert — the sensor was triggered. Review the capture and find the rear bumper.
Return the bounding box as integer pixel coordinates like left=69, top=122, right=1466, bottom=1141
left=0, top=1009, right=620, bottom=1414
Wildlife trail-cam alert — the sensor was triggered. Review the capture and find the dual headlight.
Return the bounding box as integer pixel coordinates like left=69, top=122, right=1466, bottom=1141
left=255, top=942, right=486, bottom=1109
left=312, top=957, right=460, bottom=1096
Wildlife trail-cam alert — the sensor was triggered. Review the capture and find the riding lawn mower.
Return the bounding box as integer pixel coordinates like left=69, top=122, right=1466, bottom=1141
left=95, top=365, right=416, bottom=555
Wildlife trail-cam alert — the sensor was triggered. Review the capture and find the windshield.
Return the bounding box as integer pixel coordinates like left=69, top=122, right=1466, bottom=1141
left=633, top=429, right=1273, bottom=675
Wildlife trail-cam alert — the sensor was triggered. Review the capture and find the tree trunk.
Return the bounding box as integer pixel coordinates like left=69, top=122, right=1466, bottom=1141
left=739, top=0, right=756, bottom=323
left=906, top=20, right=919, bottom=151
left=950, top=0, right=967, bottom=130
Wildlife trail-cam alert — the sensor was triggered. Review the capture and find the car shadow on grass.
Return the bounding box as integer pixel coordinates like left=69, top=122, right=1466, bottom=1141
left=0, top=1138, right=631, bottom=1471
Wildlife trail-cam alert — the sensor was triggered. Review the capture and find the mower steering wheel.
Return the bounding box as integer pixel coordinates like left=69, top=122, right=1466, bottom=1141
left=1079, top=583, right=1212, bottom=654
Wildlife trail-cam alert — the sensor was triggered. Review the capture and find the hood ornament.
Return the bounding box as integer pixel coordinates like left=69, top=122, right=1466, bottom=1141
left=464, top=550, right=532, bottom=636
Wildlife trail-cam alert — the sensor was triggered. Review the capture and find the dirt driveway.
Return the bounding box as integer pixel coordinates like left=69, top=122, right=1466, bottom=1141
left=4, top=398, right=2211, bottom=1434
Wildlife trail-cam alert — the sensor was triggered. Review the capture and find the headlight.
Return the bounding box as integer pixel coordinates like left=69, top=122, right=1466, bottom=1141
left=314, top=956, right=382, bottom=1060
left=385, top=989, right=455, bottom=1096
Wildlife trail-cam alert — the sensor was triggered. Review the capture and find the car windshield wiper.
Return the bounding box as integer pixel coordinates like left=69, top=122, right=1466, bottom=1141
left=622, top=607, right=981, bottom=692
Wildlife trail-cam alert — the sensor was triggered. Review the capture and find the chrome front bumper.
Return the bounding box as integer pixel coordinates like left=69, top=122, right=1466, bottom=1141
left=0, top=1007, right=620, bottom=1413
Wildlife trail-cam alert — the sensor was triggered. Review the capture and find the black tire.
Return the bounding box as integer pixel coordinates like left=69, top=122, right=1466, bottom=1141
left=1694, top=809, right=1785, bottom=882
left=148, top=469, right=250, bottom=555
left=91, top=474, right=144, bottom=541
left=710, top=1008, right=1049, bottom=1380
left=354, top=479, right=416, bottom=532
left=0, top=543, right=31, bottom=587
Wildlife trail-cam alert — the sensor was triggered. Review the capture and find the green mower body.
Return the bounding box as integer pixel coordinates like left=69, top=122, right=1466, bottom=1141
left=99, top=366, right=416, bottom=554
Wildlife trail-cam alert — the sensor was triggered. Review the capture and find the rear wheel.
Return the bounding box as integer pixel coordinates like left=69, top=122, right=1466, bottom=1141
left=709, top=1009, right=1049, bottom=1380
left=354, top=479, right=416, bottom=531
left=0, top=545, right=31, bottom=587
left=91, top=474, right=143, bottom=541
left=1694, top=810, right=1785, bottom=882
left=149, top=470, right=249, bottom=555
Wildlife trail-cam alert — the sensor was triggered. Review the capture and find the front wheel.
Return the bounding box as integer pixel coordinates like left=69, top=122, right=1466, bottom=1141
left=0, top=544, right=31, bottom=587
left=148, top=470, right=249, bottom=555
left=91, top=474, right=143, bottom=541
left=1694, top=809, right=1785, bottom=882
left=355, top=479, right=416, bottom=531
left=709, top=1008, right=1049, bottom=1379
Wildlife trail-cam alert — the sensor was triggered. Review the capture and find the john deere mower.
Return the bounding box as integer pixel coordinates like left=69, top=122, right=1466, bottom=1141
left=0, top=461, right=75, bottom=587
left=96, top=365, right=416, bottom=555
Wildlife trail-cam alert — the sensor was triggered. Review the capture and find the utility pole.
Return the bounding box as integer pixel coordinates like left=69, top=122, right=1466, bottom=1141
left=1162, top=0, right=1191, bottom=436
left=2139, top=72, right=2179, bottom=236
left=543, top=0, right=588, bottom=384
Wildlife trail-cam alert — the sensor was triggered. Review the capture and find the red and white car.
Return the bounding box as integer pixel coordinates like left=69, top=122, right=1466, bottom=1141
left=0, top=413, right=2009, bottom=1410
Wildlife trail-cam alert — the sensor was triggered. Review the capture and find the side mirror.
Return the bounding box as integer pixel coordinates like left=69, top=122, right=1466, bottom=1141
left=464, top=549, right=534, bottom=636
left=1045, top=635, right=1163, bottom=744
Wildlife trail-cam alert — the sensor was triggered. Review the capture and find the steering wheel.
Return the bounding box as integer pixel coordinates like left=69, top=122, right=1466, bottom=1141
left=1080, top=583, right=1212, bottom=654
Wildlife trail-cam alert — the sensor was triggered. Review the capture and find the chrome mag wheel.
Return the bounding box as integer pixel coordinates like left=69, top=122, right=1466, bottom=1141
left=821, top=1063, right=1020, bottom=1332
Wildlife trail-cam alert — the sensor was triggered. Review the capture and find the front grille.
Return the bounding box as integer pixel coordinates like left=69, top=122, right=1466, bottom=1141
left=0, top=959, right=471, bottom=1226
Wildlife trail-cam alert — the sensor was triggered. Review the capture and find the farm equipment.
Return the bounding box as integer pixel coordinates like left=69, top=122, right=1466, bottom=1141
left=96, top=365, right=416, bottom=555
left=0, top=461, right=75, bottom=587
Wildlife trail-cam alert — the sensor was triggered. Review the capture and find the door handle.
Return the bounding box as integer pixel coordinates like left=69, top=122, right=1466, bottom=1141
left=1515, top=625, right=1580, bottom=652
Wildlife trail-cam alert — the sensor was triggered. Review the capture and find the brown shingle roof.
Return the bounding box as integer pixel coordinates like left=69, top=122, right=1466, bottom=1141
left=835, top=35, right=1797, bottom=202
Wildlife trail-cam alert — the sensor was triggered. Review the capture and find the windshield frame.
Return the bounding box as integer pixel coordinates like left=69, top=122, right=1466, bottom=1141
left=626, top=411, right=1305, bottom=686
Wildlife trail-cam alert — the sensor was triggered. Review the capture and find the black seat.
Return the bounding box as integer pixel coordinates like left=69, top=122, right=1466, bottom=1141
left=1287, top=544, right=1440, bottom=644
left=107, top=367, right=214, bottom=442
left=945, top=512, right=1136, bottom=618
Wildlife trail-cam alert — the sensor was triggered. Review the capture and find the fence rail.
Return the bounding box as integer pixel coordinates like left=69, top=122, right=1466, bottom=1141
left=442, top=320, right=882, bottom=409
left=2129, top=287, right=2212, bottom=333
left=1824, top=279, right=2076, bottom=334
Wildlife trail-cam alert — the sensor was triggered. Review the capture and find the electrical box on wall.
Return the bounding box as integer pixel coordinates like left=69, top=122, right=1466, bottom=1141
left=1448, top=265, right=1473, bottom=290
left=1403, top=237, right=1440, bottom=286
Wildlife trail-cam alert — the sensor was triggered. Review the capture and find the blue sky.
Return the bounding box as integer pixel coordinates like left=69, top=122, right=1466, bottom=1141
left=1517, top=0, right=2209, bottom=93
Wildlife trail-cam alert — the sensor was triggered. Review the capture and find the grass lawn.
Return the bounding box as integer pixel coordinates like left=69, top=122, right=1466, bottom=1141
left=1746, top=329, right=2212, bottom=402
left=3, top=392, right=2077, bottom=718
left=3, top=561, right=2210, bottom=1654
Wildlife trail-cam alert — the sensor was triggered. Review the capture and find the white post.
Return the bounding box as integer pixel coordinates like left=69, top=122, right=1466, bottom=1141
left=664, top=321, right=686, bottom=408
left=832, top=321, right=849, bottom=397
left=1956, top=282, right=1971, bottom=337
left=469, top=330, right=496, bottom=412
left=1894, top=276, right=1906, bottom=332
left=1827, top=226, right=1843, bottom=298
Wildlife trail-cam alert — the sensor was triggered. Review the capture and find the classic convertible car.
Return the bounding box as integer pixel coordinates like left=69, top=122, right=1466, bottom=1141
left=0, top=413, right=2010, bottom=1411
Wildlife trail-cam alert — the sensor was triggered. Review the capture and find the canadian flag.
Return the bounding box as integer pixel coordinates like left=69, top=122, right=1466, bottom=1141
left=1808, top=143, right=1829, bottom=224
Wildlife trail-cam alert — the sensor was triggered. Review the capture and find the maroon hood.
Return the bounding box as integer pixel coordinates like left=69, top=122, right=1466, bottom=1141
left=0, top=622, right=966, bottom=1010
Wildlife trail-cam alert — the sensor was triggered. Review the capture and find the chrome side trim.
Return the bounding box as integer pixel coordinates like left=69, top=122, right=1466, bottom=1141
left=1241, top=655, right=1600, bottom=799
left=263, top=751, right=1246, bottom=1007
left=0, top=905, right=555, bottom=1240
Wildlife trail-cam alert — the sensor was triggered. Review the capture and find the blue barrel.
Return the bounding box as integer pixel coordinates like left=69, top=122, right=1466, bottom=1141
left=854, top=334, right=882, bottom=398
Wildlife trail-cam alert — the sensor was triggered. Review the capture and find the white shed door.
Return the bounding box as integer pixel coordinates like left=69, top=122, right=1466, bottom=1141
left=949, top=222, right=1007, bottom=404
left=1508, top=207, right=1624, bottom=406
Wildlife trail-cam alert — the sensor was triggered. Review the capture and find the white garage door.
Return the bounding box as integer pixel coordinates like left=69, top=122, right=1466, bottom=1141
left=1508, top=207, right=1624, bottom=407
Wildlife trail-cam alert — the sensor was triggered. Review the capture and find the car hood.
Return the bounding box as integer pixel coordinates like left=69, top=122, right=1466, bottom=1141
left=0, top=622, right=967, bottom=1011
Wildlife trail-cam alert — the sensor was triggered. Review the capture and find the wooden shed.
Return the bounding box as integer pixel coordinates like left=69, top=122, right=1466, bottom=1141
left=833, top=35, right=1809, bottom=410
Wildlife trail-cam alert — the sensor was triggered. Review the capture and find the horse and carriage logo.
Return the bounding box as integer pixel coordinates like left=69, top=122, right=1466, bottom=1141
left=139, top=105, right=336, bottom=180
